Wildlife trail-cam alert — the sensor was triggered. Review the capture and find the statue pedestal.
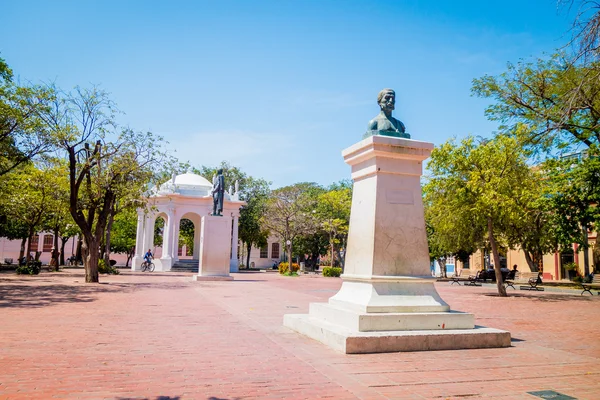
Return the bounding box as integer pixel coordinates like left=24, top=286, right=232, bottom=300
left=193, top=216, right=234, bottom=281
left=283, top=136, right=510, bottom=353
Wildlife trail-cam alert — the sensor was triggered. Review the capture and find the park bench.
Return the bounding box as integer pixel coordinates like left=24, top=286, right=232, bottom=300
left=450, top=269, right=472, bottom=285
left=516, top=271, right=544, bottom=291
left=581, top=274, right=600, bottom=296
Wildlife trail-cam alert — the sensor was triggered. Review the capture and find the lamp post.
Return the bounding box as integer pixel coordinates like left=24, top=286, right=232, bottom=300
left=286, top=239, right=292, bottom=271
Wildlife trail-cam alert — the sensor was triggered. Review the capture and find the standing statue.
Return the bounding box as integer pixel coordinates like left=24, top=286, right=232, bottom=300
left=211, top=169, right=225, bottom=216
left=365, top=88, right=410, bottom=139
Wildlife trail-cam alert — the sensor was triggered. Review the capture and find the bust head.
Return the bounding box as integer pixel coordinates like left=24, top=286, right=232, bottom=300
left=377, top=88, right=395, bottom=113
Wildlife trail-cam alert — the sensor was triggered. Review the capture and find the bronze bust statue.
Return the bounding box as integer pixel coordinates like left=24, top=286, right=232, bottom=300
left=365, top=89, right=410, bottom=139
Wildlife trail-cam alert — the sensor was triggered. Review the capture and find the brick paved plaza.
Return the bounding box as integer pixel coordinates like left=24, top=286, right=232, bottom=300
left=1, top=270, right=599, bottom=400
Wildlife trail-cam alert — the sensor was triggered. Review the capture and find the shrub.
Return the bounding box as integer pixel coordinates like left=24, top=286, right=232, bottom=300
left=323, top=266, right=342, bottom=277
left=563, top=262, right=578, bottom=271
left=573, top=275, right=583, bottom=283
left=278, top=262, right=300, bottom=274
left=98, top=259, right=120, bottom=275
left=16, top=261, right=41, bottom=275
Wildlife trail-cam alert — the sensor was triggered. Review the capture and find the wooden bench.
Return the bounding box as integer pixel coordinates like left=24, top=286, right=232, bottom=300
left=581, top=274, right=600, bottom=296
left=516, top=272, right=544, bottom=291
left=450, top=269, right=472, bottom=285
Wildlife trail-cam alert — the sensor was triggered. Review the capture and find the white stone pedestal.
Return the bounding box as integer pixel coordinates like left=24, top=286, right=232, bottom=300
left=193, top=215, right=234, bottom=281
left=283, top=136, right=510, bottom=353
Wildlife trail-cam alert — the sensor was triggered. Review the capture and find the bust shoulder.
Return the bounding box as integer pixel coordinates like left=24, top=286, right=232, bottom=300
left=367, top=118, right=378, bottom=130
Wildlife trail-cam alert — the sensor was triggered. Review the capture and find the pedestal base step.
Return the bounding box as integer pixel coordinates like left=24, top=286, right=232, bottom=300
left=310, top=302, right=474, bottom=332
left=192, top=275, right=234, bottom=281
left=283, top=314, right=511, bottom=354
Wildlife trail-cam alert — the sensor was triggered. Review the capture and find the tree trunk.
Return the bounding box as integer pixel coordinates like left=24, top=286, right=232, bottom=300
left=82, top=237, right=99, bottom=283
left=18, top=237, right=26, bottom=261
left=488, top=217, right=507, bottom=297
left=76, top=237, right=83, bottom=265
left=26, top=229, right=35, bottom=261
left=582, top=225, right=590, bottom=276
left=246, top=242, right=252, bottom=268
left=59, top=237, right=68, bottom=266
left=49, top=227, right=60, bottom=271
left=288, top=242, right=293, bottom=273
left=125, top=247, right=134, bottom=268
left=523, top=251, right=537, bottom=272
left=593, top=236, right=600, bottom=273
left=104, top=209, right=115, bottom=268
left=436, top=257, right=446, bottom=278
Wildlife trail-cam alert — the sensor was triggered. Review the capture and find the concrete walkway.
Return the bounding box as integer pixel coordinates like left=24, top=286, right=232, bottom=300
left=0, top=269, right=599, bottom=399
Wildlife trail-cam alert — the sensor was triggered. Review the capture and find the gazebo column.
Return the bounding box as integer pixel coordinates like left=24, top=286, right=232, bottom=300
left=131, top=211, right=146, bottom=270
left=172, top=218, right=180, bottom=261
left=142, top=213, right=155, bottom=255
left=230, top=215, right=239, bottom=272
left=160, top=208, right=174, bottom=271
left=193, top=220, right=200, bottom=259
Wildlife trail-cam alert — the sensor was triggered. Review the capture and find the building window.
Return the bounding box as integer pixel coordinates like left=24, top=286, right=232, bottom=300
left=28, top=234, right=39, bottom=253
left=178, top=246, right=183, bottom=256
left=43, top=235, right=54, bottom=252
left=271, top=243, right=280, bottom=259
left=260, top=244, right=268, bottom=258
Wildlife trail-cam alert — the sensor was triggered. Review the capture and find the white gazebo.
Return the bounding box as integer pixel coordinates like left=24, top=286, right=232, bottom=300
left=132, top=171, right=245, bottom=272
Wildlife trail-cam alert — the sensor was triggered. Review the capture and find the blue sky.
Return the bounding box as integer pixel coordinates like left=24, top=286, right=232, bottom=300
left=1, top=0, right=575, bottom=188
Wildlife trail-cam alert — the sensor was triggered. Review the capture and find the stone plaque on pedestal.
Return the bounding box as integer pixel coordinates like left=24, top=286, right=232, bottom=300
left=284, top=135, right=510, bottom=353
left=193, top=215, right=234, bottom=281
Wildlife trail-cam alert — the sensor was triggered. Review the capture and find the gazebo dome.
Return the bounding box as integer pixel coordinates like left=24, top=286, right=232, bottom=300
left=172, top=172, right=212, bottom=188
left=154, top=172, right=233, bottom=200
left=154, top=172, right=212, bottom=197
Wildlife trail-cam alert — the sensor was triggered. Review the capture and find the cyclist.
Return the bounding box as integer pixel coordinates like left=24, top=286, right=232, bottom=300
left=144, top=249, right=153, bottom=265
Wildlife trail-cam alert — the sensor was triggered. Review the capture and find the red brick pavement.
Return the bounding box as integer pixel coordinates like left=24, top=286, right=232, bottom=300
left=0, top=270, right=599, bottom=400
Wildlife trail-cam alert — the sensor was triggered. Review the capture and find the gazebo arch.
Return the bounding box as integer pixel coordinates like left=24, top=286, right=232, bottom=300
left=132, top=172, right=245, bottom=272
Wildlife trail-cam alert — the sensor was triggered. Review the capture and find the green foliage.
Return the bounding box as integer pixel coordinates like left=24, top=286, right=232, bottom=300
left=261, top=182, right=322, bottom=266
left=42, top=86, right=171, bottom=282
left=110, top=208, right=137, bottom=255
left=472, top=55, right=600, bottom=152
left=98, top=259, right=120, bottom=275
left=543, top=153, right=600, bottom=275
left=563, top=262, right=578, bottom=271
left=424, top=135, right=538, bottom=295
left=322, top=266, right=342, bottom=277
left=179, top=218, right=195, bottom=255
left=278, top=261, right=300, bottom=274
left=16, top=261, right=41, bottom=275
left=0, top=57, right=55, bottom=177
left=316, top=188, right=351, bottom=268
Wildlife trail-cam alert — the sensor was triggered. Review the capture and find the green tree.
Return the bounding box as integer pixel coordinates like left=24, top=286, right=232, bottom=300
left=316, top=188, right=351, bottom=269
left=42, top=86, right=169, bottom=282
left=260, top=183, right=321, bottom=272
left=0, top=56, right=54, bottom=177
left=425, top=135, right=535, bottom=296
left=472, top=55, right=600, bottom=152
left=110, top=208, right=137, bottom=268
left=544, top=154, right=600, bottom=276
left=0, top=164, right=62, bottom=262
left=39, top=162, right=72, bottom=269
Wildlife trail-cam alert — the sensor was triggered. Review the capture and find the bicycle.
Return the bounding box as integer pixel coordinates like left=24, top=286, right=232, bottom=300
left=141, top=260, right=155, bottom=272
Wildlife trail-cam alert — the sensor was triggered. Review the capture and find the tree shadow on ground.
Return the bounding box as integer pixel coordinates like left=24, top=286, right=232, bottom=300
left=482, top=292, right=597, bottom=302
left=0, top=280, right=189, bottom=309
